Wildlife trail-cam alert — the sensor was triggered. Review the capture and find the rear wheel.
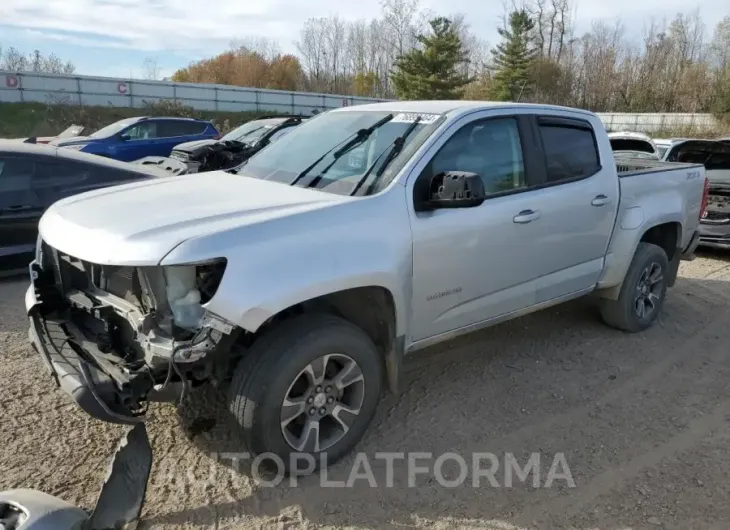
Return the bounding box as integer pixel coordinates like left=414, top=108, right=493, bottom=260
left=600, top=242, right=669, bottom=332
left=227, top=314, right=383, bottom=473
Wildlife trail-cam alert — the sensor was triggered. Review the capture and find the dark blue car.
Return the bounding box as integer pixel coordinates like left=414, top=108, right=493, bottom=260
left=52, top=116, right=220, bottom=162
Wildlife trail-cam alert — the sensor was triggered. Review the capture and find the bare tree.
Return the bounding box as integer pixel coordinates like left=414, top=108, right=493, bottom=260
left=142, top=57, right=162, bottom=80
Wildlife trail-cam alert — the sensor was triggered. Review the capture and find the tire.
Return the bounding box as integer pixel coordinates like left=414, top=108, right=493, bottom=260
left=228, top=313, right=383, bottom=473
left=600, top=242, right=669, bottom=332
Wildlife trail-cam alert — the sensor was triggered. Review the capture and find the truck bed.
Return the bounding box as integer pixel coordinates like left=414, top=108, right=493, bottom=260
left=615, top=158, right=704, bottom=177
left=597, top=158, right=706, bottom=290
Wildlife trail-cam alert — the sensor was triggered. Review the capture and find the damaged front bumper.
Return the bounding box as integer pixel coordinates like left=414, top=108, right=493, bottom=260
left=26, top=255, right=236, bottom=425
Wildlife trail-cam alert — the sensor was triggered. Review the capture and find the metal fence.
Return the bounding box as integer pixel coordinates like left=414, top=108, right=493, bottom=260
left=0, top=71, right=387, bottom=114
left=596, top=112, right=719, bottom=133
left=0, top=71, right=721, bottom=133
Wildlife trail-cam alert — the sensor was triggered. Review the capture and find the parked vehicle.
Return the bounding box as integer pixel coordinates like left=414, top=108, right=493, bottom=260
left=167, top=115, right=306, bottom=173
left=653, top=137, right=690, bottom=159
left=52, top=117, right=220, bottom=162
left=664, top=139, right=730, bottom=248
left=134, top=116, right=305, bottom=174
left=608, top=131, right=660, bottom=159
left=24, top=124, right=87, bottom=145
left=0, top=142, right=169, bottom=275
left=26, top=101, right=707, bottom=471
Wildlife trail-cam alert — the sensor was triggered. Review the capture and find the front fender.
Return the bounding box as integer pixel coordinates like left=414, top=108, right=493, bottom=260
left=160, top=188, right=413, bottom=337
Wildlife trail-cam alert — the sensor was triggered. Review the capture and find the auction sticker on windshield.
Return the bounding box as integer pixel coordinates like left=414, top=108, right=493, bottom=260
left=392, top=113, right=441, bottom=124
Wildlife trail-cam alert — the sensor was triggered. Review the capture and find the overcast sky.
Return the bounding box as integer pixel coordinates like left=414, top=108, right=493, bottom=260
left=1, top=0, right=729, bottom=78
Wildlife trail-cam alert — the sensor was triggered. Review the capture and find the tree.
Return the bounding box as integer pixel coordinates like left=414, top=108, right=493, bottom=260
left=0, top=46, right=75, bottom=74
left=352, top=71, right=378, bottom=96
left=490, top=10, right=538, bottom=101
left=142, top=57, right=162, bottom=80
left=390, top=17, right=471, bottom=99
left=170, top=47, right=304, bottom=90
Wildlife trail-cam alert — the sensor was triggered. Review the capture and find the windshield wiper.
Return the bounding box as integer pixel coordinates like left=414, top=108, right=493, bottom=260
left=289, top=113, right=394, bottom=188
left=350, top=116, right=421, bottom=196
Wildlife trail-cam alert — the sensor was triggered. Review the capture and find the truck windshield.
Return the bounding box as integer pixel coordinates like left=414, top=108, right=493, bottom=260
left=235, top=110, right=443, bottom=196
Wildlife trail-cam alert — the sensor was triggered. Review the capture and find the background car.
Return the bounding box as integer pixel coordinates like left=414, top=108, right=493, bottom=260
left=51, top=117, right=220, bottom=162
left=0, top=141, right=169, bottom=275
left=663, top=139, right=730, bottom=249
left=608, top=131, right=660, bottom=159
left=166, top=115, right=306, bottom=173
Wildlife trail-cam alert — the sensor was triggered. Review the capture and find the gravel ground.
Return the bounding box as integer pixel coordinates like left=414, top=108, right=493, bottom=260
left=2, top=251, right=730, bottom=530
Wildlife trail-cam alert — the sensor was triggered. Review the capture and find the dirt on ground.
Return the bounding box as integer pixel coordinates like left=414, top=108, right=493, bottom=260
left=2, top=252, right=730, bottom=530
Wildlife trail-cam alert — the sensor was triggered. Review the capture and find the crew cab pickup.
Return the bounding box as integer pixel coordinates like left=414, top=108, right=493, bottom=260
left=25, top=101, right=708, bottom=470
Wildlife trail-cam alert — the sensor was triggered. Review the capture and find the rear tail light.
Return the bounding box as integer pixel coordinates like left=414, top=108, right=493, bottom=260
left=700, top=176, right=710, bottom=221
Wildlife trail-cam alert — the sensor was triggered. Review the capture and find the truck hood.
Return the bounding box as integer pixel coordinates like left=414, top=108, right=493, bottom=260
left=39, top=172, right=350, bottom=266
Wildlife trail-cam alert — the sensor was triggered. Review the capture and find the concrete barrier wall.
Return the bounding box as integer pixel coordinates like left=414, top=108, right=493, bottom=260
left=0, top=71, right=720, bottom=132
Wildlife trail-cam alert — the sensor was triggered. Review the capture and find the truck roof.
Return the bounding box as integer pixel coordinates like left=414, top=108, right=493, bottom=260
left=333, top=100, right=596, bottom=119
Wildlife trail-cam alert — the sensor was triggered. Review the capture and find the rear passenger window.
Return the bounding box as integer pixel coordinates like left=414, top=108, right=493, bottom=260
left=0, top=157, right=34, bottom=192
left=158, top=120, right=207, bottom=137
left=539, top=121, right=600, bottom=183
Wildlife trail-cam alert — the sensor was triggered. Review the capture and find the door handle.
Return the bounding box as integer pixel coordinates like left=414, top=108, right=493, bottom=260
left=513, top=209, right=541, bottom=224
left=591, top=194, right=611, bottom=207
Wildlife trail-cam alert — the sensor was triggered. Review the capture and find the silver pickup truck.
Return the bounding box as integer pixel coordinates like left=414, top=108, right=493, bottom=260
left=25, top=101, right=708, bottom=470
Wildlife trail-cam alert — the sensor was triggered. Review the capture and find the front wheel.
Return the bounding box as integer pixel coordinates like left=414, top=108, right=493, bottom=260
left=600, top=242, right=669, bottom=332
left=227, top=314, right=383, bottom=473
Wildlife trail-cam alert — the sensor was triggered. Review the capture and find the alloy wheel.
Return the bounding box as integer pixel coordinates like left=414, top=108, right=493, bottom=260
left=280, top=353, right=366, bottom=452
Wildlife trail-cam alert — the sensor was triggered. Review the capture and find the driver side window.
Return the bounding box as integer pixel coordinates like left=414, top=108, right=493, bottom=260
left=123, top=122, right=158, bottom=140
left=429, top=117, right=526, bottom=195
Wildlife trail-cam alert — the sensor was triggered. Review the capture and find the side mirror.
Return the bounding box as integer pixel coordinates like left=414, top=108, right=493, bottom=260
left=119, top=133, right=131, bottom=141
left=424, top=171, right=486, bottom=210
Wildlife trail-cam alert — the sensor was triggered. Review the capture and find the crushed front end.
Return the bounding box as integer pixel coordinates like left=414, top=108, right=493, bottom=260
left=26, top=242, right=237, bottom=424
left=171, top=140, right=254, bottom=173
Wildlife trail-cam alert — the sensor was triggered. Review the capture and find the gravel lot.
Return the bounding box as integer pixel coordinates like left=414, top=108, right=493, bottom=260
left=2, top=252, right=730, bottom=530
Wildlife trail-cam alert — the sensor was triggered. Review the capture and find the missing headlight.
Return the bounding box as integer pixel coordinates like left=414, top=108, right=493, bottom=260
left=163, top=259, right=227, bottom=330
left=196, top=260, right=227, bottom=304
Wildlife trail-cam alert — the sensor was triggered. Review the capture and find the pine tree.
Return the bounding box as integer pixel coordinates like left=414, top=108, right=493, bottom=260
left=390, top=17, right=471, bottom=100
left=490, top=10, right=537, bottom=101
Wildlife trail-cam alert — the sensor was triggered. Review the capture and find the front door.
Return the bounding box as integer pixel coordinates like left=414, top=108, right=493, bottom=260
left=115, top=121, right=160, bottom=161
left=408, top=114, right=548, bottom=342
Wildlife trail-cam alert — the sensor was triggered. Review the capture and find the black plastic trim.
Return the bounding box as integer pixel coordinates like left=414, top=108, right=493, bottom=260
left=28, top=314, right=143, bottom=425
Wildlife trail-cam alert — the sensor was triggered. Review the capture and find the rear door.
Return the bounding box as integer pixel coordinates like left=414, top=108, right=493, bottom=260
left=156, top=120, right=209, bottom=157
left=529, top=115, right=619, bottom=303
left=0, top=154, right=44, bottom=272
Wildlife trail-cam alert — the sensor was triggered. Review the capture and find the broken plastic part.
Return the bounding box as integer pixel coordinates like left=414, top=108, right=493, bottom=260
left=164, top=267, right=204, bottom=330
